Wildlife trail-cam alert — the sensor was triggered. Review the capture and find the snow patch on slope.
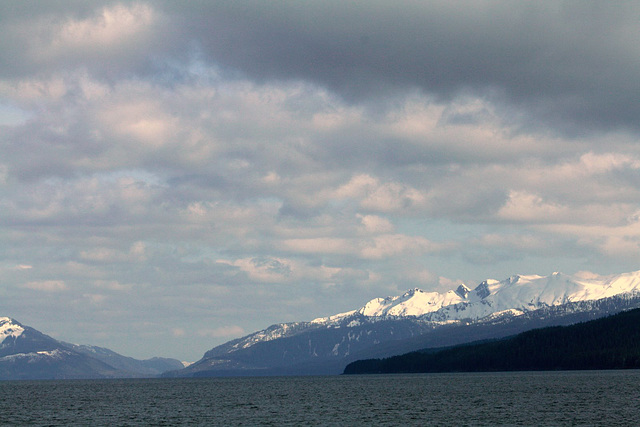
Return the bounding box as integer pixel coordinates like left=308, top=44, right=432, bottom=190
left=229, top=322, right=309, bottom=351
left=0, top=349, right=72, bottom=362
left=311, top=310, right=357, bottom=325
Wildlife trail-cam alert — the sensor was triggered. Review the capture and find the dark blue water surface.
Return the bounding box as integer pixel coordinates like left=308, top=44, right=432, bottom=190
left=1, top=370, right=639, bottom=425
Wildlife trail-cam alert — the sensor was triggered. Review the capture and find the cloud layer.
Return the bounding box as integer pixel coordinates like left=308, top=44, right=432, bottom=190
left=1, top=1, right=640, bottom=360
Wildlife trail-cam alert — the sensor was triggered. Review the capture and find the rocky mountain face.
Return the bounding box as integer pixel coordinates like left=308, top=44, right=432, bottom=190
left=0, top=317, right=182, bottom=380
left=167, top=270, right=640, bottom=377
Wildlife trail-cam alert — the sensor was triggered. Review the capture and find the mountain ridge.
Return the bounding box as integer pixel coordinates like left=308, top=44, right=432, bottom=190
left=323, top=270, right=640, bottom=323
left=6, top=269, right=640, bottom=379
left=167, top=270, right=640, bottom=377
left=0, top=317, right=183, bottom=380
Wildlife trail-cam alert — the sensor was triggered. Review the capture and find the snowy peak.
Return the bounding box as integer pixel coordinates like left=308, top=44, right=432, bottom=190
left=352, top=270, right=640, bottom=322
left=600, top=270, right=640, bottom=294
left=0, top=317, right=24, bottom=345
left=0, top=317, right=185, bottom=379
left=448, top=270, right=640, bottom=320
left=357, top=287, right=465, bottom=317
left=179, top=269, right=640, bottom=377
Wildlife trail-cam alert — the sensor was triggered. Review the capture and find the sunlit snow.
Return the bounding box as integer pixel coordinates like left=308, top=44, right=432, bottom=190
left=0, top=318, right=24, bottom=345
left=228, top=270, right=640, bottom=351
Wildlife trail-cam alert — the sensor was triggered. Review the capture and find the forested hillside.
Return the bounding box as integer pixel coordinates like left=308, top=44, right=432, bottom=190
left=344, top=308, right=640, bottom=374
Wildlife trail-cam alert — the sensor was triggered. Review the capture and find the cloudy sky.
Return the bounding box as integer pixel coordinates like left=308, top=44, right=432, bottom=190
left=1, top=1, right=640, bottom=361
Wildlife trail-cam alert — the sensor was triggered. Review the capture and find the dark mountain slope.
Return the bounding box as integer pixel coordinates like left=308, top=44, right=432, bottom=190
left=0, top=317, right=182, bottom=380
left=344, top=307, right=640, bottom=374
left=66, top=343, right=184, bottom=376
left=0, top=349, right=125, bottom=380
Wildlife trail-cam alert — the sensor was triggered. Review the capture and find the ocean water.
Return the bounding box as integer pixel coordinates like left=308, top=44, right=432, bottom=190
left=1, top=370, right=639, bottom=426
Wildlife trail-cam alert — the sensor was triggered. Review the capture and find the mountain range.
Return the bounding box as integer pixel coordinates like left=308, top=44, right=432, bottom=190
left=0, top=317, right=183, bottom=380
left=5, top=270, right=640, bottom=379
left=166, top=270, right=640, bottom=377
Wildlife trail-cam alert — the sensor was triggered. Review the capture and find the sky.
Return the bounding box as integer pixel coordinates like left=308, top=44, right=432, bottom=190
left=1, top=1, right=640, bottom=361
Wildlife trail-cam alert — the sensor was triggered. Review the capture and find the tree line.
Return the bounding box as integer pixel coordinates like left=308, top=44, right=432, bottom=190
left=343, top=307, right=640, bottom=374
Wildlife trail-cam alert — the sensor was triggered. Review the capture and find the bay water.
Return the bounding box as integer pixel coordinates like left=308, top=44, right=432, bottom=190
left=1, top=370, right=639, bottom=425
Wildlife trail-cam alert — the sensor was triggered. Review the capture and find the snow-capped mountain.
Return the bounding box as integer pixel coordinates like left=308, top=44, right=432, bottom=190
left=0, top=317, right=182, bottom=380
left=0, top=317, right=119, bottom=380
left=0, top=317, right=24, bottom=344
left=169, top=270, right=640, bottom=377
left=313, top=270, right=640, bottom=324
left=1, top=317, right=67, bottom=358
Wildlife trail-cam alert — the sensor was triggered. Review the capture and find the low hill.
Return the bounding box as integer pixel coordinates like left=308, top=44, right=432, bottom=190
left=343, top=307, right=640, bottom=374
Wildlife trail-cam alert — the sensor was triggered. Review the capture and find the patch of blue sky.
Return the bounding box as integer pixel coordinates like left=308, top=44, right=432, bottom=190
left=0, top=102, right=31, bottom=126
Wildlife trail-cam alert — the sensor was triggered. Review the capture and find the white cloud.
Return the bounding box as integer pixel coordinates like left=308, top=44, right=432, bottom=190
left=43, top=3, right=158, bottom=58
left=1, top=175, right=160, bottom=225
left=280, top=238, right=353, bottom=256
left=80, top=247, right=123, bottom=263
left=92, top=280, right=131, bottom=291
left=22, top=280, right=67, bottom=292
left=216, top=256, right=369, bottom=289
left=217, top=257, right=294, bottom=283
left=331, top=174, right=426, bottom=213
left=358, top=214, right=395, bottom=234
left=543, top=216, right=640, bottom=261
left=359, top=234, right=450, bottom=260
left=574, top=152, right=640, bottom=175
left=79, top=241, right=147, bottom=263
left=333, top=174, right=378, bottom=199
left=83, top=293, right=107, bottom=305
left=497, top=191, right=569, bottom=223
left=0, top=76, right=68, bottom=104
left=361, top=182, right=426, bottom=213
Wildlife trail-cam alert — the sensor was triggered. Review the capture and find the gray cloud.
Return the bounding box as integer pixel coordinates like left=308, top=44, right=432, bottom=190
left=162, top=1, right=640, bottom=135
left=1, top=1, right=640, bottom=360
